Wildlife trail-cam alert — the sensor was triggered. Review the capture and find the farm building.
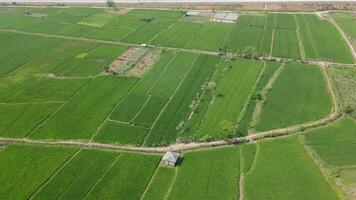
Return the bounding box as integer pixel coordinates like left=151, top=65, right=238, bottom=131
left=162, top=151, right=180, bottom=166
left=186, top=10, right=200, bottom=16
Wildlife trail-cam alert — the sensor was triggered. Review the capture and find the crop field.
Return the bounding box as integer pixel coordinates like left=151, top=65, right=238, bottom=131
left=296, top=14, right=354, bottom=63
left=256, top=63, right=332, bottom=131
left=244, top=137, right=338, bottom=200
left=195, top=59, right=263, bottom=139
left=331, top=13, right=356, bottom=38
left=304, top=117, right=356, bottom=167
left=0, top=6, right=355, bottom=200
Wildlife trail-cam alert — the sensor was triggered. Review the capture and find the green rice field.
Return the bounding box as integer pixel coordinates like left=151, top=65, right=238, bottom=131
left=0, top=6, right=355, bottom=200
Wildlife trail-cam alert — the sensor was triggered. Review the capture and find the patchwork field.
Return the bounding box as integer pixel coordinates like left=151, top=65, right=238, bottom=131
left=0, top=6, right=355, bottom=200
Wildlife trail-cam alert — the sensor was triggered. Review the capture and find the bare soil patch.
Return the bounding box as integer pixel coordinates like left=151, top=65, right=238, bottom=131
left=106, top=47, right=161, bottom=77
left=104, top=8, right=129, bottom=15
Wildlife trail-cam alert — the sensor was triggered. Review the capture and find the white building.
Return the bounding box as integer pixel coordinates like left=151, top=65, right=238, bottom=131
left=162, top=151, right=180, bottom=166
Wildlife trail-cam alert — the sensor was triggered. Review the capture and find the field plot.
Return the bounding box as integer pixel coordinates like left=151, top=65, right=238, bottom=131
left=110, top=51, right=176, bottom=122
left=77, top=12, right=116, bottom=27
left=0, top=76, right=37, bottom=102
left=185, top=23, right=234, bottom=51
left=256, top=63, right=332, bottom=131
left=0, top=32, right=60, bottom=77
left=244, top=137, right=338, bottom=200
left=236, top=61, right=281, bottom=135
left=331, top=66, right=356, bottom=119
left=142, top=167, right=175, bottom=200
left=196, top=59, right=263, bottom=140
left=32, top=149, right=118, bottom=200
left=55, top=44, right=128, bottom=76
left=331, top=12, right=356, bottom=38
left=94, top=121, right=149, bottom=146
left=0, top=103, right=60, bottom=138
left=7, top=77, right=89, bottom=103
left=0, top=144, right=76, bottom=200
left=31, top=76, right=137, bottom=140
left=225, top=15, right=272, bottom=55
left=85, top=153, right=160, bottom=200
left=168, top=147, right=240, bottom=200
left=13, top=40, right=96, bottom=76
left=304, top=117, right=356, bottom=167
left=296, top=14, right=354, bottom=64
left=152, top=21, right=202, bottom=48
left=144, top=55, right=220, bottom=146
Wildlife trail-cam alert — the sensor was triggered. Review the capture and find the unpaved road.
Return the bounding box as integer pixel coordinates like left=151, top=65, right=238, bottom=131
left=1, top=0, right=356, bottom=3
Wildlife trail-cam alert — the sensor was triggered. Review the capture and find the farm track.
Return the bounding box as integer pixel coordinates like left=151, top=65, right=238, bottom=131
left=0, top=10, right=355, bottom=153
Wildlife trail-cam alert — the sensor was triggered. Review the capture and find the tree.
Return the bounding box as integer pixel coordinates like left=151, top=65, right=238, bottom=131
left=106, top=0, right=115, bottom=8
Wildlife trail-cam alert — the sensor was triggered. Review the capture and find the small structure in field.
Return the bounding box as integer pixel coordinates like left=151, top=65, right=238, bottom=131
left=213, top=12, right=238, bottom=23
left=186, top=10, right=200, bottom=16
left=162, top=151, right=180, bottom=166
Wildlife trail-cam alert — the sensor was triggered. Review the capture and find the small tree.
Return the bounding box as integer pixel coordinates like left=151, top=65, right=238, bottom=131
left=106, top=0, right=115, bottom=8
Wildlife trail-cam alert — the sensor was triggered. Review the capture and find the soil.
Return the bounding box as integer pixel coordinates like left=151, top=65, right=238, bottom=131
left=104, top=8, right=129, bottom=15
left=125, top=49, right=161, bottom=77
left=109, top=47, right=135, bottom=69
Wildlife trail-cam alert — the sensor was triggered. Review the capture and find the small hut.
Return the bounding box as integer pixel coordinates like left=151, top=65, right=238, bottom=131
left=162, top=151, right=180, bottom=166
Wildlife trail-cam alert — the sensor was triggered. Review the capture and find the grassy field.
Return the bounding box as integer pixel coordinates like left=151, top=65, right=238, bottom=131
left=142, top=167, right=175, bottom=200
left=296, top=14, right=354, bottom=64
left=304, top=117, right=356, bottom=167
left=110, top=51, right=175, bottom=122
left=145, top=55, right=220, bottom=146
left=331, top=12, right=356, bottom=38
left=0, top=144, right=76, bottom=200
left=168, top=147, right=240, bottom=200
left=330, top=66, right=356, bottom=119
left=32, top=149, right=117, bottom=200
left=256, top=63, right=332, bottom=131
left=85, top=153, right=160, bottom=199
left=94, top=121, right=149, bottom=146
left=244, top=137, right=338, bottom=200
left=196, top=59, right=263, bottom=139
left=31, top=76, right=137, bottom=140
left=0, top=7, right=354, bottom=199
left=236, top=61, right=281, bottom=135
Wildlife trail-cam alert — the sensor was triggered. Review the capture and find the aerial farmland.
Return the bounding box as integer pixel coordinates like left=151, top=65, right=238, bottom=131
left=0, top=1, right=356, bottom=199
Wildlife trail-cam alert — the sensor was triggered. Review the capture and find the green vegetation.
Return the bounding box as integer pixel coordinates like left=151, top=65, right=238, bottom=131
left=31, top=77, right=137, bottom=140
left=110, top=51, right=175, bottom=122
left=152, top=21, right=202, bottom=48
left=196, top=59, right=263, bottom=139
left=241, top=143, right=257, bottom=173
left=85, top=153, right=160, bottom=200
left=185, top=23, right=233, bottom=51
left=142, top=167, right=175, bottom=200
left=145, top=55, right=220, bottom=146
left=244, top=137, right=338, bottom=200
left=0, top=144, right=76, bottom=200
left=256, top=63, right=332, bottom=131
left=304, top=117, right=356, bottom=167
left=168, top=147, right=240, bottom=200
left=32, top=149, right=117, bottom=200
left=296, top=14, right=354, bottom=64
left=330, top=66, right=356, bottom=118
left=272, top=29, right=300, bottom=59
left=132, top=95, right=168, bottom=128
left=331, top=12, right=356, bottom=38
left=236, top=62, right=281, bottom=135
left=0, top=103, right=60, bottom=138
left=94, top=121, right=149, bottom=146
left=7, top=78, right=89, bottom=103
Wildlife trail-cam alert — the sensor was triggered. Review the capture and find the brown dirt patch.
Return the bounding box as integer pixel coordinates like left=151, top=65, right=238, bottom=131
left=109, top=47, right=135, bottom=69
left=105, top=8, right=129, bottom=15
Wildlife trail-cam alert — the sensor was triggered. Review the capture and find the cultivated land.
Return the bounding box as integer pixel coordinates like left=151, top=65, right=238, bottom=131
left=0, top=5, right=356, bottom=200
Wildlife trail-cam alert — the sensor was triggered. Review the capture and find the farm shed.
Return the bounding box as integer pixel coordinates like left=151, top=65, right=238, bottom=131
left=162, top=151, right=180, bottom=166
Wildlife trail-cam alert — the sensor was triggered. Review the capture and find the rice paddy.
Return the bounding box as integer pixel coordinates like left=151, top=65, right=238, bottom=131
left=0, top=6, right=355, bottom=200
